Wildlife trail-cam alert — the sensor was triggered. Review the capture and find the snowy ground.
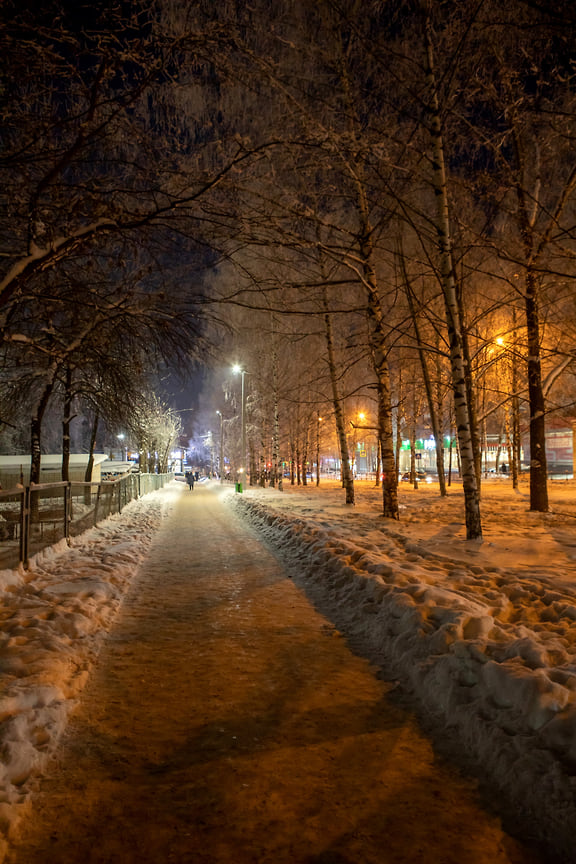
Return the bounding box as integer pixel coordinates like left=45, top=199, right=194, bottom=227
left=1, top=477, right=576, bottom=860
left=233, top=477, right=576, bottom=862
left=0, top=487, right=172, bottom=861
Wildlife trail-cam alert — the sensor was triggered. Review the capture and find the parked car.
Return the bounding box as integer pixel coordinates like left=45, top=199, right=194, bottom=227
left=400, top=469, right=433, bottom=484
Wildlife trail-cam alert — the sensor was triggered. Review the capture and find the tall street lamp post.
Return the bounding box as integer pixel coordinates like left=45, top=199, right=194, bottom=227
left=117, top=433, right=127, bottom=461
left=316, top=413, right=322, bottom=486
left=216, top=410, right=224, bottom=483
left=350, top=412, right=379, bottom=481
left=232, top=365, right=248, bottom=491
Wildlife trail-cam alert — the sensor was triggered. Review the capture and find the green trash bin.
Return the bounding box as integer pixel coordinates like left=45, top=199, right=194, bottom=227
left=235, top=482, right=243, bottom=493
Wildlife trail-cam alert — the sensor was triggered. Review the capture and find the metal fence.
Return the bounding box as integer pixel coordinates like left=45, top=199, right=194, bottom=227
left=0, top=472, right=173, bottom=570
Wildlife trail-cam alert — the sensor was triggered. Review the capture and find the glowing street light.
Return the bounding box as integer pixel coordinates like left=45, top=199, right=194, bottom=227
left=116, top=433, right=127, bottom=460
left=316, top=413, right=323, bottom=486
left=232, top=365, right=248, bottom=491
left=216, top=410, right=224, bottom=483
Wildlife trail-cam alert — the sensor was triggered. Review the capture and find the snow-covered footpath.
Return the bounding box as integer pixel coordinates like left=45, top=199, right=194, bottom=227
left=1, top=477, right=576, bottom=860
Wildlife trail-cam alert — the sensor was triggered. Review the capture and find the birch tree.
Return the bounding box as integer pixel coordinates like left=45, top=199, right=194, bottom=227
left=440, top=0, right=576, bottom=510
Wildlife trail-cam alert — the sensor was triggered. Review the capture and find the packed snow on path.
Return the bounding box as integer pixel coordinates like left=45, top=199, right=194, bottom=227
left=1, top=478, right=576, bottom=859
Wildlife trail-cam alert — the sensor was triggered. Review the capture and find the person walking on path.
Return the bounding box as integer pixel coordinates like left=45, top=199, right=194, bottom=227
left=6, top=483, right=542, bottom=864
left=185, top=470, right=194, bottom=490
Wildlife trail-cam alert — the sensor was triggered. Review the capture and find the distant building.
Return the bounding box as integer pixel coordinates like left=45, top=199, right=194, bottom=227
left=522, top=419, right=576, bottom=478
left=0, top=454, right=109, bottom=490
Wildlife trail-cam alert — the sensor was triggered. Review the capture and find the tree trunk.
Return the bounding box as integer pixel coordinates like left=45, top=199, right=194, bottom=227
left=434, top=332, right=447, bottom=495
left=409, top=426, right=417, bottom=486
left=249, top=439, right=256, bottom=486
left=400, top=247, right=447, bottom=495
left=525, top=268, right=548, bottom=510
left=366, top=273, right=398, bottom=519
left=84, top=410, right=99, bottom=483
left=316, top=412, right=321, bottom=486
left=259, top=420, right=266, bottom=487
left=334, top=25, right=397, bottom=515
left=509, top=132, right=576, bottom=508
left=270, top=332, right=282, bottom=490
left=302, top=423, right=309, bottom=486
left=512, top=371, right=521, bottom=486
left=160, top=440, right=171, bottom=473
left=322, top=284, right=354, bottom=504
left=62, top=365, right=73, bottom=482
left=394, top=368, right=403, bottom=485
left=30, top=377, right=56, bottom=485
left=355, top=191, right=398, bottom=518
left=509, top=126, right=551, bottom=510
left=422, top=13, right=482, bottom=539
left=83, top=409, right=99, bottom=504
left=457, top=288, right=482, bottom=491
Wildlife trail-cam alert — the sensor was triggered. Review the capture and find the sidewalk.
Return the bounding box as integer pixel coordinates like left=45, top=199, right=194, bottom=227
left=6, top=483, right=539, bottom=864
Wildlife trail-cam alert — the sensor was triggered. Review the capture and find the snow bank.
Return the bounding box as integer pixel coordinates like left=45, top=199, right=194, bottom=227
left=233, top=488, right=576, bottom=861
left=0, top=488, right=171, bottom=859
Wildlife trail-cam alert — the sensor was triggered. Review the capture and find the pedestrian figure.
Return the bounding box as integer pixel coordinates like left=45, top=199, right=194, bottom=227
left=185, top=471, right=194, bottom=491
